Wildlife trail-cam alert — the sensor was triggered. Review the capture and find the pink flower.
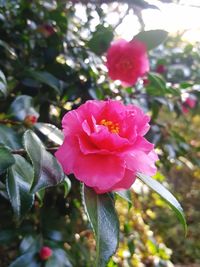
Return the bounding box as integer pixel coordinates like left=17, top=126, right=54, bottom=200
left=182, top=96, right=197, bottom=114
left=106, top=39, right=149, bottom=87
left=55, top=100, right=158, bottom=194
left=39, top=246, right=52, bottom=260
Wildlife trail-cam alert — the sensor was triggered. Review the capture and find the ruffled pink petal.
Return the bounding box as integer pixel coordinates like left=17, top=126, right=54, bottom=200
left=110, top=169, right=136, bottom=192
left=124, top=150, right=158, bottom=176
left=73, top=154, right=125, bottom=191
left=90, top=128, right=130, bottom=151
left=55, top=137, right=78, bottom=174
left=133, top=136, right=154, bottom=152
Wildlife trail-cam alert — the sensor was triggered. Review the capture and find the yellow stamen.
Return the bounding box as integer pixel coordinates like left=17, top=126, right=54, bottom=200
left=100, top=119, right=120, bottom=134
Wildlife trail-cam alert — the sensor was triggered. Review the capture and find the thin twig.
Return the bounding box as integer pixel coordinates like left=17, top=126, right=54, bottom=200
left=11, top=147, right=59, bottom=155
left=0, top=119, right=22, bottom=125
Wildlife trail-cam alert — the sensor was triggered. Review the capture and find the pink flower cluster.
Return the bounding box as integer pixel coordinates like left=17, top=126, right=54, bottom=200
left=106, top=39, right=149, bottom=86
left=55, top=100, right=158, bottom=194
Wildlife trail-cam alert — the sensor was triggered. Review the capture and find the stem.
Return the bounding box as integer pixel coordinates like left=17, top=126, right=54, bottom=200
left=11, top=147, right=59, bottom=155
left=0, top=119, right=22, bottom=125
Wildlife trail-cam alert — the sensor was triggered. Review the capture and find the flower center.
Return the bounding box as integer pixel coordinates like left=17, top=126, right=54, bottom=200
left=100, top=119, right=120, bottom=134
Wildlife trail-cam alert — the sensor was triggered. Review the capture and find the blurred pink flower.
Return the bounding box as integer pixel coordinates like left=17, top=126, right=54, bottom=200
left=39, top=247, right=52, bottom=260
left=55, top=100, right=158, bottom=194
left=106, top=39, right=149, bottom=87
left=182, top=96, right=197, bottom=114
left=156, top=64, right=166, bottom=74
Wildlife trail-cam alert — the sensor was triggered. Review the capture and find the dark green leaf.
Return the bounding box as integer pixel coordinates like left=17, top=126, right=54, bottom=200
left=10, top=95, right=39, bottom=121
left=0, top=145, right=15, bottom=174
left=20, top=235, right=42, bottom=254
left=82, top=185, right=119, bottom=267
left=88, top=25, right=114, bottom=55
left=0, top=81, right=7, bottom=97
left=0, top=69, right=6, bottom=84
left=137, top=173, right=187, bottom=234
left=35, top=123, right=64, bottom=145
left=0, top=125, right=22, bottom=149
left=63, top=176, right=71, bottom=197
left=23, top=130, right=65, bottom=193
left=0, top=39, right=17, bottom=59
left=6, top=155, right=34, bottom=220
left=9, top=252, right=39, bottom=267
left=134, top=30, right=168, bottom=50
left=27, top=70, right=63, bottom=95
left=0, top=229, right=16, bottom=244
left=0, top=70, right=7, bottom=97
left=0, top=181, right=9, bottom=199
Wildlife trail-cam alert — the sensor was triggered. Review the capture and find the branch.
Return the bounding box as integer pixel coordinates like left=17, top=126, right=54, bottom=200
left=0, top=119, right=22, bottom=125
left=12, top=147, right=59, bottom=155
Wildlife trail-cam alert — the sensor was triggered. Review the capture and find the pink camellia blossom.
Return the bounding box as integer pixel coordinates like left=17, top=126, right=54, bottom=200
left=55, top=100, right=158, bottom=194
left=106, top=39, right=149, bottom=86
left=182, top=96, right=197, bottom=114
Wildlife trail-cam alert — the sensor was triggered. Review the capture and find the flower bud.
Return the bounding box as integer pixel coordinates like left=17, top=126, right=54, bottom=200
left=39, top=246, right=52, bottom=261
left=24, top=115, right=38, bottom=126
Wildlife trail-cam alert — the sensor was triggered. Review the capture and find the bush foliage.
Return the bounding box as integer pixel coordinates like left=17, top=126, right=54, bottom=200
left=0, top=1, right=200, bottom=266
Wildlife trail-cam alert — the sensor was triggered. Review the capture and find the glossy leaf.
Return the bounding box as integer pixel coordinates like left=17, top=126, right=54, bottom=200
left=88, top=25, right=114, bottom=55
left=137, top=173, right=187, bottom=234
left=0, top=145, right=15, bottom=174
left=63, top=176, right=71, bottom=197
left=134, top=30, right=168, bottom=50
left=115, top=189, right=132, bottom=205
left=23, top=130, right=65, bottom=193
left=6, top=155, right=34, bottom=220
left=0, top=181, right=9, bottom=199
left=10, top=95, right=39, bottom=121
left=9, top=252, right=39, bottom=267
left=35, top=123, right=64, bottom=145
left=0, top=69, right=7, bottom=97
left=27, top=70, right=63, bottom=95
left=82, top=185, right=119, bottom=267
left=0, top=125, right=22, bottom=149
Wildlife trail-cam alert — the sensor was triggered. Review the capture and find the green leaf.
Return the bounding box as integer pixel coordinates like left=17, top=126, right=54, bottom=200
left=0, top=69, right=7, bottom=97
left=115, top=190, right=132, bottom=205
left=63, top=176, right=71, bottom=197
left=0, top=229, right=16, bottom=244
left=0, top=145, right=15, bottom=174
left=35, top=123, right=64, bottom=145
left=27, top=70, right=63, bottom=95
left=88, top=25, right=114, bottom=55
left=0, top=125, right=22, bottom=149
left=0, top=69, right=6, bottom=84
left=134, top=30, right=168, bottom=50
left=137, top=173, right=187, bottom=234
left=0, top=39, right=17, bottom=59
left=82, top=185, right=119, bottom=267
left=0, top=181, right=9, bottom=199
left=23, top=130, right=65, bottom=193
left=9, top=252, right=40, bottom=267
left=6, top=155, right=34, bottom=220
left=10, top=95, right=39, bottom=121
